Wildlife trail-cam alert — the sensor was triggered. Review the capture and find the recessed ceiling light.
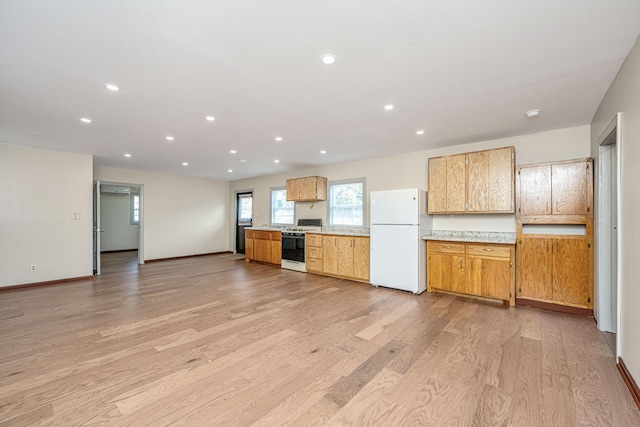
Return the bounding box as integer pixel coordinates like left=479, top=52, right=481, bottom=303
left=182, top=162, right=189, bottom=166
left=275, top=137, right=283, bottom=142
left=80, top=117, right=92, bottom=124
left=525, top=109, right=541, bottom=118
left=105, top=83, right=120, bottom=91
left=320, top=150, right=327, bottom=154
left=239, top=159, right=247, bottom=163
left=230, top=150, right=237, bottom=154
left=206, top=116, right=215, bottom=121
left=228, top=169, right=233, bottom=173
left=416, top=130, right=425, bottom=135
left=274, top=159, right=280, bottom=163
left=124, top=153, right=132, bottom=158
left=166, top=136, right=174, bottom=141
left=384, top=104, right=394, bottom=111
left=320, top=54, right=337, bottom=65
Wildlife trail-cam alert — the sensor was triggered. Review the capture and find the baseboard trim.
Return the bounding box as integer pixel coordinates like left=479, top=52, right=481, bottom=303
left=618, top=357, right=640, bottom=411
left=101, top=249, right=138, bottom=253
left=0, top=276, right=94, bottom=292
left=145, top=251, right=233, bottom=263
left=516, top=298, right=593, bottom=316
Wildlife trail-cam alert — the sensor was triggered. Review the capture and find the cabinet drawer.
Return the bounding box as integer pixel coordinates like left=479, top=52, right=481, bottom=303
left=306, top=234, right=322, bottom=247
left=245, top=230, right=255, bottom=239
left=307, top=258, right=323, bottom=272
left=428, top=242, right=466, bottom=254
left=307, top=246, right=322, bottom=259
left=467, top=245, right=511, bottom=258
left=269, top=231, right=281, bottom=240
left=254, top=231, right=272, bottom=240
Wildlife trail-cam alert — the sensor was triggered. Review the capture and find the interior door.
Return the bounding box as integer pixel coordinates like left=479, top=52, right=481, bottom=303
left=236, top=192, right=253, bottom=254
left=93, top=181, right=102, bottom=275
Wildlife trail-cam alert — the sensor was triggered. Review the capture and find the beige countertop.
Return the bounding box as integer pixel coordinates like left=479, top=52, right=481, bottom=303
left=421, top=230, right=516, bottom=244
left=246, top=226, right=369, bottom=237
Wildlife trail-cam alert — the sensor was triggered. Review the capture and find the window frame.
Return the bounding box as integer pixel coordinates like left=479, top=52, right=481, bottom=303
left=130, top=193, right=140, bottom=225
left=270, top=186, right=295, bottom=225
left=327, top=178, right=366, bottom=227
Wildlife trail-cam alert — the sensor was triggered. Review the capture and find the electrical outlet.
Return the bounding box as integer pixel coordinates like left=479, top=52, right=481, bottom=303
left=30, top=264, right=37, bottom=272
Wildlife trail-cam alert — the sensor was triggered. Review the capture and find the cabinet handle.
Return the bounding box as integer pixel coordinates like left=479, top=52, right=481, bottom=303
left=483, top=248, right=493, bottom=252
left=444, top=246, right=451, bottom=249
left=556, top=201, right=559, bottom=212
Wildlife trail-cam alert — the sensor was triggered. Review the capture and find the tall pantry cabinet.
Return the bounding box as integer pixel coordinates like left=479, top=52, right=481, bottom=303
left=515, top=158, right=594, bottom=314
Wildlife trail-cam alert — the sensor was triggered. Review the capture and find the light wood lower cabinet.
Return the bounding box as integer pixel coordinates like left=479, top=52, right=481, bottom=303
left=306, top=233, right=369, bottom=282
left=427, top=240, right=515, bottom=305
left=517, top=235, right=591, bottom=308
left=245, top=230, right=282, bottom=265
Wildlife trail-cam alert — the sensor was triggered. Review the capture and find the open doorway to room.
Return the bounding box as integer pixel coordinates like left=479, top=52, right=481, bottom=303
left=597, top=113, right=621, bottom=357
left=235, top=191, right=253, bottom=254
left=93, top=181, right=144, bottom=275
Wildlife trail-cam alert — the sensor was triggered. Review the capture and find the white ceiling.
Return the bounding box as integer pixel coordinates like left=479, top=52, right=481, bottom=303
left=1, top=1, right=639, bottom=181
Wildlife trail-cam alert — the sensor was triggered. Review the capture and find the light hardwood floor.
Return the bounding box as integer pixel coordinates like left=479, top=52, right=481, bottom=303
left=1, top=252, right=639, bottom=426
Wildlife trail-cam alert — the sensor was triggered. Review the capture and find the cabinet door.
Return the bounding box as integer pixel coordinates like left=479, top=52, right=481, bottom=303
left=428, top=252, right=466, bottom=293
left=517, top=237, right=552, bottom=300
left=254, top=238, right=271, bottom=263
left=446, top=154, right=467, bottom=212
left=519, top=165, right=552, bottom=216
left=323, top=235, right=339, bottom=275
left=285, top=179, right=300, bottom=201
left=428, top=157, right=448, bottom=213
left=488, top=147, right=514, bottom=212
left=552, top=237, right=590, bottom=307
left=271, top=239, right=282, bottom=265
left=352, top=237, right=370, bottom=281
left=337, top=237, right=354, bottom=278
left=245, top=236, right=254, bottom=260
left=467, top=147, right=514, bottom=213
left=467, top=150, right=489, bottom=212
left=468, top=256, right=511, bottom=300
left=551, top=162, right=589, bottom=215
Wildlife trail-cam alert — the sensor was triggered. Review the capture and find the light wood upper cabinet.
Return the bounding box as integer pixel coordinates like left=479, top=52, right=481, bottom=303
left=428, top=146, right=514, bottom=214
left=467, top=147, right=515, bottom=212
left=517, top=158, right=592, bottom=220
left=518, top=165, right=552, bottom=216
left=551, top=162, right=589, bottom=216
left=427, top=156, right=448, bottom=212
left=286, top=176, right=327, bottom=202
left=446, top=154, right=467, bottom=212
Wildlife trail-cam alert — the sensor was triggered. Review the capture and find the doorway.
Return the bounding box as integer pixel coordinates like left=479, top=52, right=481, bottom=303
left=596, top=113, right=621, bottom=356
left=93, top=180, right=145, bottom=275
left=235, top=191, right=253, bottom=254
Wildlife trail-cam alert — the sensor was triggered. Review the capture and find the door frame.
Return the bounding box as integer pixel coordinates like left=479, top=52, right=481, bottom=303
left=596, top=113, right=622, bottom=356
left=234, top=189, right=254, bottom=254
left=93, top=180, right=145, bottom=274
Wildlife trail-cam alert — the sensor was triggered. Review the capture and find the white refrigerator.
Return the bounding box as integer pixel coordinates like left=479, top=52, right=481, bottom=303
left=369, top=188, right=432, bottom=294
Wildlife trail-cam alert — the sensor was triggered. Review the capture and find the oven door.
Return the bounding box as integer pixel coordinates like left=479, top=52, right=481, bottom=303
left=282, top=233, right=305, bottom=263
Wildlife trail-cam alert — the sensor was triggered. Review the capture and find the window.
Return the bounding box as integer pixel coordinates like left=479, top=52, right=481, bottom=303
left=271, top=187, right=294, bottom=224
left=130, top=194, right=140, bottom=225
left=329, top=179, right=365, bottom=226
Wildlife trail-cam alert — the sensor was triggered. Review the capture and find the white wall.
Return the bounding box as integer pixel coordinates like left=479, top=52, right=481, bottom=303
left=591, top=35, right=640, bottom=380
left=228, top=126, right=590, bottom=248
left=100, top=192, right=139, bottom=252
left=0, top=143, right=93, bottom=287
left=95, top=167, right=229, bottom=261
